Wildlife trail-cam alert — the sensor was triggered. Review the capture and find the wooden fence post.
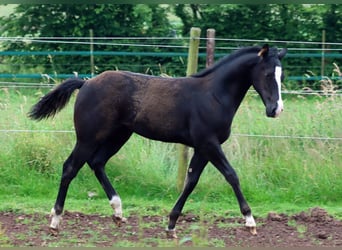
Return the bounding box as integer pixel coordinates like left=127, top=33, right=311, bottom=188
left=177, top=27, right=201, bottom=192
left=89, top=29, right=95, bottom=77
left=206, top=29, right=215, bottom=68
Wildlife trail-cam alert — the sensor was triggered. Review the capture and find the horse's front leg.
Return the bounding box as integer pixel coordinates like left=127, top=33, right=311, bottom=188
left=203, top=141, right=257, bottom=235
left=166, top=151, right=208, bottom=238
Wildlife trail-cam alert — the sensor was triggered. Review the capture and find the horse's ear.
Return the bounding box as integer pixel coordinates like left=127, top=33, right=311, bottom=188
left=258, top=44, right=269, bottom=57
left=278, top=48, right=287, bottom=60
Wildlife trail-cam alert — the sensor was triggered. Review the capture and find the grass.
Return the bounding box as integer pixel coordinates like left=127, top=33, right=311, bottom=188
left=0, top=224, right=10, bottom=247
left=0, top=86, right=341, bottom=221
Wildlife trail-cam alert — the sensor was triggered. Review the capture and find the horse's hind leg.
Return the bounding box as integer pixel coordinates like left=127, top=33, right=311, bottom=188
left=49, top=142, right=94, bottom=235
left=87, top=129, right=132, bottom=227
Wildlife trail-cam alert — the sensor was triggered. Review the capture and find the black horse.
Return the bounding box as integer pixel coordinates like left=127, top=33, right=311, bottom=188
left=29, top=44, right=287, bottom=238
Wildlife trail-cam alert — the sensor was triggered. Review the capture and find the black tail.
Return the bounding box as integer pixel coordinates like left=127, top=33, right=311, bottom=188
left=28, top=78, right=86, bottom=120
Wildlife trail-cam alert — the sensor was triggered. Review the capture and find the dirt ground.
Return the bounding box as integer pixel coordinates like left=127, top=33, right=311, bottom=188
left=1, top=207, right=341, bottom=247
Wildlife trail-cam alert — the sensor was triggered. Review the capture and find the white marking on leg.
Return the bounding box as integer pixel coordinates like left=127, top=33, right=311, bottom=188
left=165, top=228, right=178, bottom=239
left=274, top=66, right=284, bottom=117
left=50, top=207, right=62, bottom=229
left=245, top=214, right=256, bottom=227
left=110, top=195, right=123, bottom=218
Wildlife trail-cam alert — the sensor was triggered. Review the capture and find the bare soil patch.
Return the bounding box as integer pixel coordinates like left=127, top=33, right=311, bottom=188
left=1, top=207, right=341, bottom=247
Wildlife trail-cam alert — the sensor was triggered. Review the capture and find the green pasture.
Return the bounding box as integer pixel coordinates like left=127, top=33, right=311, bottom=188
left=0, top=87, right=341, bottom=220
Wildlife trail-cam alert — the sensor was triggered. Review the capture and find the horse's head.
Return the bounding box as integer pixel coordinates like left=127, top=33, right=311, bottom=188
left=252, top=44, right=287, bottom=118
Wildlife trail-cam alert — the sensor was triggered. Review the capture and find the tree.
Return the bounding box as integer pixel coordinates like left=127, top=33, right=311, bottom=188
left=172, top=4, right=342, bottom=89
left=322, top=4, right=342, bottom=43
left=1, top=4, right=341, bottom=88
left=0, top=4, right=182, bottom=78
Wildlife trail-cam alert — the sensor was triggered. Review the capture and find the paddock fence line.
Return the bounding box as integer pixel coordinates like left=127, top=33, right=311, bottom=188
left=2, top=81, right=342, bottom=97
left=1, top=50, right=342, bottom=82
left=2, top=36, right=342, bottom=47
left=1, top=36, right=341, bottom=143
left=1, top=36, right=342, bottom=83
left=1, top=129, right=341, bottom=142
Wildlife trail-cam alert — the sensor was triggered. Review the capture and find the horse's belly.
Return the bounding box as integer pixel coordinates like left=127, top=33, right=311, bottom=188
left=132, top=119, right=191, bottom=145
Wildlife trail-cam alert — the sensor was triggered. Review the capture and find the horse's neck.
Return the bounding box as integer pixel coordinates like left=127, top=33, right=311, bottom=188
left=212, top=54, right=257, bottom=110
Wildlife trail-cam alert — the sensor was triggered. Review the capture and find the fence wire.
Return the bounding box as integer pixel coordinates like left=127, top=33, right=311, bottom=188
left=1, top=129, right=341, bottom=141
left=1, top=36, right=342, bottom=51
left=2, top=82, right=342, bottom=96
left=1, top=37, right=341, bottom=142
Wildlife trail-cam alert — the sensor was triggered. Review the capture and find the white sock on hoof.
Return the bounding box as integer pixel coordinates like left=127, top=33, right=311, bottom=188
left=245, top=214, right=256, bottom=227
left=110, top=195, right=123, bottom=218
left=50, top=208, right=62, bottom=229
left=165, top=228, right=177, bottom=238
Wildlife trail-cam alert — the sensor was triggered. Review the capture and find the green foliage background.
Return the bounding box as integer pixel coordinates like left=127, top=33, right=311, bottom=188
left=0, top=4, right=342, bottom=88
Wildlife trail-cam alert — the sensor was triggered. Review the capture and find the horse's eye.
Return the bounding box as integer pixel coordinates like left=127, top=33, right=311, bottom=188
left=265, top=72, right=273, bottom=78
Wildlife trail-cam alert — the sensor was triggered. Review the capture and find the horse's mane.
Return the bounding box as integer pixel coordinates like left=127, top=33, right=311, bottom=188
left=192, top=46, right=262, bottom=78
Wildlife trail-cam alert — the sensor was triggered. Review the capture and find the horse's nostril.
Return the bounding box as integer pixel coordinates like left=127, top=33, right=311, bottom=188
left=266, top=105, right=278, bottom=118
left=272, top=107, right=278, bottom=115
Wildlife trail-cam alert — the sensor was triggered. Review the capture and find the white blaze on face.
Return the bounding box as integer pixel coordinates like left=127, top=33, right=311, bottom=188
left=274, top=66, right=284, bottom=117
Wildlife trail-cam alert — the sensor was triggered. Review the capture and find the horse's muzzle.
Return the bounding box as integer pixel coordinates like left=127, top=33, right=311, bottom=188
left=266, top=101, right=283, bottom=118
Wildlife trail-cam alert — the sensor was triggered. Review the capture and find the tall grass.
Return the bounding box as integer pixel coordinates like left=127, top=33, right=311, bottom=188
left=0, top=86, right=341, bottom=215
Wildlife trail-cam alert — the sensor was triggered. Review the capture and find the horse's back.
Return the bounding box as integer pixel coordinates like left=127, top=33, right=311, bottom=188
left=73, top=71, right=194, bottom=144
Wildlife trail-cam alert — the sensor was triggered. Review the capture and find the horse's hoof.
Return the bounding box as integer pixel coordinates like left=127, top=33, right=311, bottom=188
left=247, top=226, right=257, bottom=235
left=112, top=215, right=127, bottom=227
left=49, top=226, right=59, bottom=236
left=166, top=228, right=178, bottom=239
left=244, top=214, right=257, bottom=235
